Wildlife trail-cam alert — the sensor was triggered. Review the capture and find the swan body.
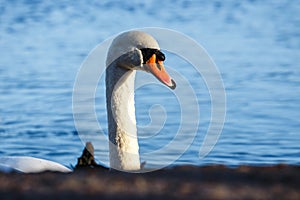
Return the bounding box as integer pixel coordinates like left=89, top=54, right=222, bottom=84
left=0, top=156, right=72, bottom=173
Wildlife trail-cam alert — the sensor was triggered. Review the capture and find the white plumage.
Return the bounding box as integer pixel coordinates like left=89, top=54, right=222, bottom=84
left=0, top=156, right=71, bottom=173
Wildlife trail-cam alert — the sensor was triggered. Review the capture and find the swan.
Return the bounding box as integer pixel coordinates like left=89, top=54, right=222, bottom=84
left=106, top=31, right=175, bottom=171
left=0, top=31, right=175, bottom=173
left=0, top=156, right=72, bottom=173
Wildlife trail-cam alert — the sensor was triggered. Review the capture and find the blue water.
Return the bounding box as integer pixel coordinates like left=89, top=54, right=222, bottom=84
left=0, top=1, right=299, bottom=168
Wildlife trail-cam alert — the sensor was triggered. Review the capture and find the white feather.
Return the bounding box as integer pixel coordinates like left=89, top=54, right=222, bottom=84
left=0, top=156, right=72, bottom=173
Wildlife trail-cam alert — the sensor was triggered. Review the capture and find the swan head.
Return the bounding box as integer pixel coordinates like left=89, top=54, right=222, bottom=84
left=106, top=31, right=176, bottom=89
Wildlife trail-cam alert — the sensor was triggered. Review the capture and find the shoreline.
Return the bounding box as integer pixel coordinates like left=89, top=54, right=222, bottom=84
left=0, top=164, right=299, bottom=200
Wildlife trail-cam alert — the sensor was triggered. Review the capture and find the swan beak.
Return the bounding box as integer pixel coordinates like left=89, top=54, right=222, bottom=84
left=145, top=54, right=176, bottom=90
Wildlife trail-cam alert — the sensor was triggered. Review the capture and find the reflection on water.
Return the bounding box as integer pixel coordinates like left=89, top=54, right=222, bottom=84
left=0, top=1, right=299, bottom=167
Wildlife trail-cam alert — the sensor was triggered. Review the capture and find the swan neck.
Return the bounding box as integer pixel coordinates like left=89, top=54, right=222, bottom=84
left=106, top=63, right=140, bottom=171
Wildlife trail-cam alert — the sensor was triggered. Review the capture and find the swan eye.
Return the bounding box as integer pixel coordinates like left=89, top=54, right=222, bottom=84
left=141, top=48, right=155, bottom=64
left=141, top=48, right=165, bottom=64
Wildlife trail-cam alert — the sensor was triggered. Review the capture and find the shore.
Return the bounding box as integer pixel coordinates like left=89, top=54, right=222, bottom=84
left=0, top=164, right=299, bottom=200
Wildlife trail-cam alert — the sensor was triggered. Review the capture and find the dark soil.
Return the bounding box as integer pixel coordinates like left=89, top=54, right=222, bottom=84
left=0, top=164, right=299, bottom=200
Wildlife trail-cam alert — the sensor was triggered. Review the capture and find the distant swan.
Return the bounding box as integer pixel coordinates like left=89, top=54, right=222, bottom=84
left=0, top=31, right=175, bottom=173
left=0, top=156, right=71, bottom=173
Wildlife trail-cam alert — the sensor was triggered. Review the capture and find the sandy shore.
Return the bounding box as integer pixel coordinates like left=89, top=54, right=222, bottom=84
left=0, top=164, right=299, bottom=200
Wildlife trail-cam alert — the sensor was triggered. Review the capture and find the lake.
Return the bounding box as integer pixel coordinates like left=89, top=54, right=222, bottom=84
left=0, top=0, right=299, bottom=169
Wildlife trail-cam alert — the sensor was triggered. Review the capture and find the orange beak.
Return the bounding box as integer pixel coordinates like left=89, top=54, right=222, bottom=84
left=145, top=54, right=176, bottom=90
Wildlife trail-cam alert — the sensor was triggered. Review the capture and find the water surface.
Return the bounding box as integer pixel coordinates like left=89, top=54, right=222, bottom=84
left=0, top=1, right=299, bottom=168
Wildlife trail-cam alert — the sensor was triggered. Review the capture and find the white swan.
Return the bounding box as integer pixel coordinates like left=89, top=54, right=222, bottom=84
left=0, top=156, right=71, bottom=173
left=0, top=31, right=175, bottom=173
left=106, top=31, right=175, bottom=171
